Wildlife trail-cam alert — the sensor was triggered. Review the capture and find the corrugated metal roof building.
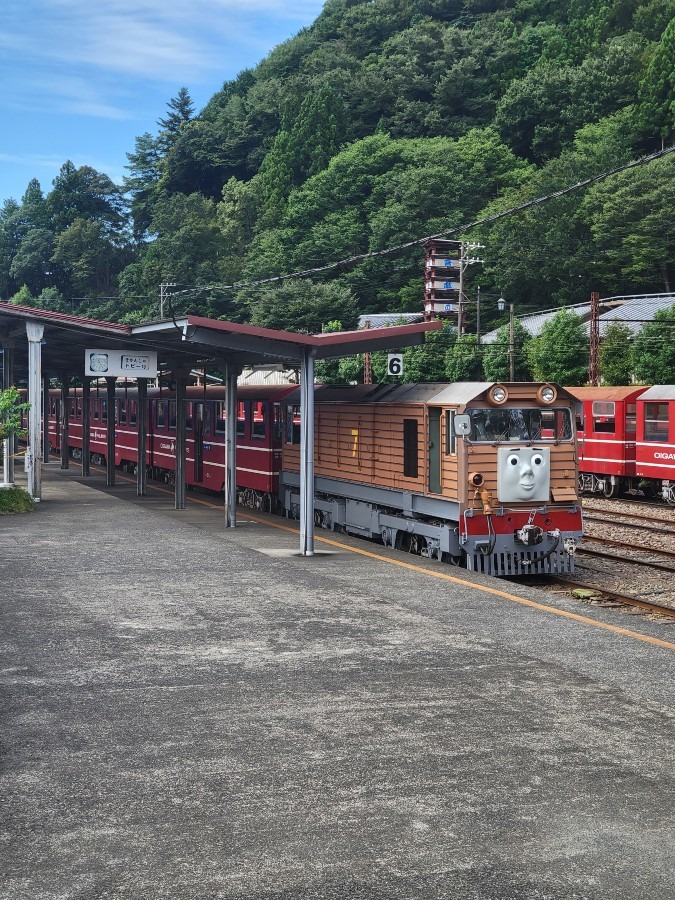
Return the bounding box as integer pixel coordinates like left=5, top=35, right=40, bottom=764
left=481, top=294, right=675, bottom=344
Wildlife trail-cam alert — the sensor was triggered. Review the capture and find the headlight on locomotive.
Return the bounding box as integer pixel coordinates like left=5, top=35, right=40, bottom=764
left=537, top=384, right=557, bottom=404
left=487, top=384, right=508, bottom=405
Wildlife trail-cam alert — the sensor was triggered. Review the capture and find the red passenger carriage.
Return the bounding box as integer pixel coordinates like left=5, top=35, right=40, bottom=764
left=568, top=385, right=675, bottom=504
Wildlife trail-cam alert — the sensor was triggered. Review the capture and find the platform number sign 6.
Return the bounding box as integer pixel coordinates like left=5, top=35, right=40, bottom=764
left=387, top=354, right=403, bottom=377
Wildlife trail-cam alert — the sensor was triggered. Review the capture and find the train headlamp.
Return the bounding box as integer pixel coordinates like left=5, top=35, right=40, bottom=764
left=469, top=472, right=484, bottom=487
left=487, top=384, right=508, bottom=405
left=537, top=384, right=557, bottom=404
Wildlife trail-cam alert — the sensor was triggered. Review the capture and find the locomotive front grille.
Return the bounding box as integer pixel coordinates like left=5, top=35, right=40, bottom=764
left=469, top=548, right=575, bottom=577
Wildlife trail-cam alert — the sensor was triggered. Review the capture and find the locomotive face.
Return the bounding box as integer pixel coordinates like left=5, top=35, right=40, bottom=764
left=497, top=446, right=551, bottom=502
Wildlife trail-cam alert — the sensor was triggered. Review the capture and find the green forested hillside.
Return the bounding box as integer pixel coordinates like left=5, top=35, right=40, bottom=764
left=2, top=0, right=675, bottom=345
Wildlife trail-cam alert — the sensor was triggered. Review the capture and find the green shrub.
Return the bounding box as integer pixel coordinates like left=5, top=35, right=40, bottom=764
left=0, top=486, right=35, bottom=515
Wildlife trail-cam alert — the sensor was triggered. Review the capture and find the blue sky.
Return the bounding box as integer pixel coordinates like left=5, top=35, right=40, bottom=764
left=1, top=0, right=327, bottom=204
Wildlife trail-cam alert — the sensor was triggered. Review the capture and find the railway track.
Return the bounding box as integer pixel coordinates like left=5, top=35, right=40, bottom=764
left=548, top=577, right=675, bottom=620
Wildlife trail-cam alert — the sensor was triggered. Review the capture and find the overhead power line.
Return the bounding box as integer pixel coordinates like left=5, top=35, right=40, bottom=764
left=167, top=144, right=675, bottom=300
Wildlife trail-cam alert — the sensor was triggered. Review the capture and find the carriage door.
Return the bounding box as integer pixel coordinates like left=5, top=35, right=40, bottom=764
left=428, top=407, right=442, bottom=494
left=194, top=402, right=204, bottom=483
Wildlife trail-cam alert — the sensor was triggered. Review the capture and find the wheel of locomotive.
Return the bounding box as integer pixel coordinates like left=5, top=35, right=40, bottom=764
left=441, top=551, right=463, bottom=567
left=666, top=484, right=675, bottom=507
left=578, top=474, right=585, bottom=494
left=603, top=478, right=619, bottom=498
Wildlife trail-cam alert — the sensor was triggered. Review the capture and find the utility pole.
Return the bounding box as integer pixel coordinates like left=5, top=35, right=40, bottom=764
left=160, top=280, right=176, bottom=319
left=458, top=242, right=484, bottom=335
left=363, top=319, right=372, bottom=384
left=588, top=291, right=600, bottom=386
left=508, top=302, right=515, bottom=382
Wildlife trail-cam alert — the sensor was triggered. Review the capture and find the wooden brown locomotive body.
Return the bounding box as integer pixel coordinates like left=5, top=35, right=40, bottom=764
left=280, top=382, right=583, bottom=576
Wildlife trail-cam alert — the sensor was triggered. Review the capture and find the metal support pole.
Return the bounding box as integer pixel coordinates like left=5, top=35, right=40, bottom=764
left=26, top=322, right=44, bottom=500
left=60, top=375, right=69, bottom=469
left=224, top=363, right=239, bottom=527
left=175, top=368, right=187, bottom=510
left=509, top=304, right=515, bottom=382
left=82, top=378, right=91, bottom=476
left=106, top=377, right=116, bottom=486
left=136, top=378, right=147, bottom=496
left=299, top=349, right=316, bottom=556
left=2, top=340, right=14, bottom=485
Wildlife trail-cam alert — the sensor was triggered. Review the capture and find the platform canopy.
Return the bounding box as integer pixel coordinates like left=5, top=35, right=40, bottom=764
left=1, top=303, right=442, bottom=554
left=0, top=304, right=442, bottom=380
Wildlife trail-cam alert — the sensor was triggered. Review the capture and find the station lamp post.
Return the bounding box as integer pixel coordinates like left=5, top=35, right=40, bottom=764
left=497, top=296, right=515, bottom=381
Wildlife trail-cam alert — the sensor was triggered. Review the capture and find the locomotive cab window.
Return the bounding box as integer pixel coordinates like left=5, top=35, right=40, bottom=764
left=445, top=410, right=456, bottom=455
left=468, top=407, right=572, bottom=442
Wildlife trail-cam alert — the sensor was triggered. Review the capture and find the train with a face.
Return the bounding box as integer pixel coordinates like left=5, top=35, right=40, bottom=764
left=41, top=380, right=583, bottom=576
left=568, top=385, right=675, bottom=504
left=279, top=381, right=582, bottom=576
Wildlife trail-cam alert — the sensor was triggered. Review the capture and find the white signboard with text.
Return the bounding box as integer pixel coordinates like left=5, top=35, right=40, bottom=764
left=85, top=349, right=158, bottom=378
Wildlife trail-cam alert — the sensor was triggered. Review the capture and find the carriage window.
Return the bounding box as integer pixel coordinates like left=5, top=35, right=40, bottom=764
left=644, top=402, right=669, bottom=442
left=68, top=398, right=76, bottom=419
left=129, top=401, right=137, bottom=426
left=169, top=400, right=176, bottom=429
left=403, top=419, right=419, bottom=478
left=252, top=401, right=266, bottom=439
left=203, top=402, right=212, bottom=435
left=626, top=403, right=636, bottom=435
left=185, top=401, right=192, bottom=431
left=215, top=401, right=225, bottom=434
left=92, top=400, right=99, bottom=421
left=286, top=405, right=301, bottom=444
left=76, top=398, right=82, bottom=420
left=156, top=400, right=166, bottom=428
left=468, top=407, right=572, bottom=441
left=102, top=399, right=108, bottom=423
left=119, top=400, right=127, bottom=426
left=445, top=410, right=456, bottom=455
left=237, top=401, right=246, bottom=437
left=592, top=400, right=615, bottom=433
left=273, top=403, right=283, bottom=441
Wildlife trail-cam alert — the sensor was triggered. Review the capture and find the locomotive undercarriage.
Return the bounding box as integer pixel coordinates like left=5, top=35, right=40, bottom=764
left=280, top=473, right=579, bottom=577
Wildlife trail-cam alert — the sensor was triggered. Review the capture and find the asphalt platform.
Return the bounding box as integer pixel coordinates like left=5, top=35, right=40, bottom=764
left=1, top=463, right=674, bottom=900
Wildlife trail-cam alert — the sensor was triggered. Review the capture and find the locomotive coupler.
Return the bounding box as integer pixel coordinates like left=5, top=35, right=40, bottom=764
left=563, top=536, right=577, bottom=556
left=516, top=524, right=544, bottom=546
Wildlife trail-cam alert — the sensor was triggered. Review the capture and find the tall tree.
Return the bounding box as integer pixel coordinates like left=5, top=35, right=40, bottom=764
left=157, top=87, right=195, bottom=152
left=481, top=319, right=532, bottom=382
left=631, top=305, right=675, bottom=383
left=599, top=322, right=633, bottom=385
left=527, top=309, right=588, bottom=384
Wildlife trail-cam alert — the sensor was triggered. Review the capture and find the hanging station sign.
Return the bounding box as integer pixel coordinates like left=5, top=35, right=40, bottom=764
left=85, top=349, right=158, bottom=378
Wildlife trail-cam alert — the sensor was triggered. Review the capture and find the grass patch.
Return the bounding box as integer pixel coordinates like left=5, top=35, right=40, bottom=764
left=0, top=486, right=35, bottom=514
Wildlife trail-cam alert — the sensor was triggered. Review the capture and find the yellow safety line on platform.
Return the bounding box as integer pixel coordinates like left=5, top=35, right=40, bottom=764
left=94, top=469, right=675, bottom=653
